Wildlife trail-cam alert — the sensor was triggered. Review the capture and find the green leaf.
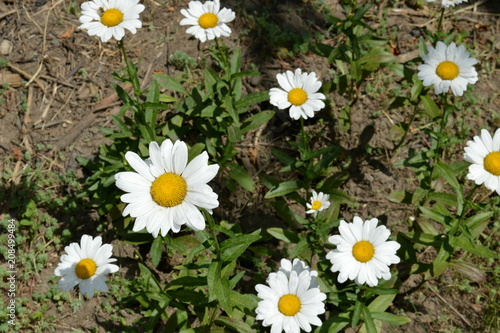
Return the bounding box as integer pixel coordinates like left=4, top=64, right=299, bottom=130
left=352, top=300, right=363, bottom=327
left=420, top=95, right=441, bottom=118
left=371, top=312, right=410, bottom=326
left=267, top=227, right=300, bottom=243
left=389, top=122, right=408, bottom=142
left=215, top=316, right=256, bottom=333
left=225, top=95, right=239, bottom=123
left=427, top=192, right=458, bottom=207
left=226, top=163, right=255, bottom=192
left=235, top=91, right=270, bottom=111
left=466, top=211, right=493, bottom=238
left=271, top=148, right=296, bottom=166
left=230, top=291, right=259, bottom=312
left=240, top=110, right=274, bottom=134
left=221, top=231, right=261, bottom=263
left=386, top=190, right=412, bottom=204
left=410, top=75, right=423, bottom=101
left=150, top=236, right=163, bottom=268
left=230, top=71, right=260, bottom=80
left=418, top=206, right=447, bottom=225
left=154, top=73, right=186, bottom=93
left=452, top=236, right=498, bottom=259
left=289, top=238, right=308, bottom=258
left=264, top=180, right=300, bottom=199
left=367, top=293, right=397, bottom=312
left=434, top=161, right=464, bottom=215
left=159, top=94, right=178, bottom=103
left=361, top=306, right=377, bottom=333
left=432, top=242, right=451, bottom=276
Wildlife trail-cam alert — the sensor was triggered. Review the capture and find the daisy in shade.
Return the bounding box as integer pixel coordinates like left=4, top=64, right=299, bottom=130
left=427, top=0, right=468, bottom=8
left=79, top=0, right=145, bottom=43
left=271, top=258, right=320, bottom=289
left=417, top=41, right=478, bottom=96
left=180, top=0, right=235, bottom=43
left=306, top=190, right=330, bottom=217
left=270, top=69, right=326, bottom=120
left=464, top=128, right=500, bottom=195
left=54, top=235, right=119, bottom=297
left=255, top=260, right=326, bottom=333
left=326, top=217, right=400, bottom=287
left=115, top=139, right=220, bottom=237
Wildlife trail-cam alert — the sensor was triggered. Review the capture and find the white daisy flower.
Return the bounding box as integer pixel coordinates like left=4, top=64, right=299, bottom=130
left=464, top=128, right=500, bottom=195
left=270, top=258, right=320, bottom=290
left=115, top=139, right=220, bottom=237
left=306, top=190, right=331, bottom=217
left=270, top=69, right=326, bottom=120
left=417, top=41, right=478, bottom=96
left=326, top=217, right=400, bottom=287
left=427, top=0, right=468, bottom=8
left=180, top=0, right=235, bottom=43
left=54, top=235, right=119, bottom=297
left=79, top=0, right=145, bottom=43
left=255, top=266, right=326, bottom=333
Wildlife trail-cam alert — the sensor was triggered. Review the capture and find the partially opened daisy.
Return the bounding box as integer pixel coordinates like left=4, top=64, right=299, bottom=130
left=427, top=0, right=468, bottom=8
left=326, top=217, right=400, bottom=287
left=255, top=262, right=326, bottom=333
left=306, top=190, right=330, bottom=217
left=180, top=0, right=235, bottom=43
left=115, top=139, right=220, bottom=237
left=417, top=41, right=478, bottom=96
left=464, top=128, right=500, bottom=195
left=270, top=69, right=326, bottom=120
left=79, top=0, right=145, bottom=43
left=54, top=235, right=119, bottom=297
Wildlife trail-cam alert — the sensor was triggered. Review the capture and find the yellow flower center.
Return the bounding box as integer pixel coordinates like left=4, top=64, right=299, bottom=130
left=435, top=61, right=459, bottom=81
left=100, top=8, right=124, bottom=27
left=287, top=88, right=308, bottom=106
left=484, top=152, right=500, bottom=176
left=198, top=13, right=218, bottom=29
left=352, top=240, right=375, bottom=263
left=278, top=294, right=301, bottom=316
left=150, top=173, right=187, bottom=207
left=311, top=200, right=322, bottom=210
left=75, top=258, right=97, bottom=279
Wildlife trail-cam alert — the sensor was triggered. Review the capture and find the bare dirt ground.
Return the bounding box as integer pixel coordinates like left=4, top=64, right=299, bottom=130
left=1, top=0, right=499, bottom=332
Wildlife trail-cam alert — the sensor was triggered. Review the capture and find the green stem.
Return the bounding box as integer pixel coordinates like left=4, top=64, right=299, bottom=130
left=436, top=7, right=445, bottom=36
left=204, top=210, right=221, bottom=260
left=118, top=39, right=141, bottom=99
left=394, top=104, right=418, bottom=151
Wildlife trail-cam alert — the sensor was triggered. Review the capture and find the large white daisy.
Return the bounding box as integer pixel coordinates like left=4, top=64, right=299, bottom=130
left=255, top=267, right=326, bottom=333
left=464, top=128, right=500, bottom=195
left=270, top=69, right=326, bottom=120
left=417, top=41, right=478, bottom=96
left=54, top=235, right=119, bottom=297
left=306, top=190, right=331, bottom=217
left=326, top=217, right=400, bottom=287
left=180, top=0, right=235, bottom=43
left=427, top=0, right=468, bottom=8
left=79, top=0, right=145, bottom=43
left=115, top=139, right=220, bottom=237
